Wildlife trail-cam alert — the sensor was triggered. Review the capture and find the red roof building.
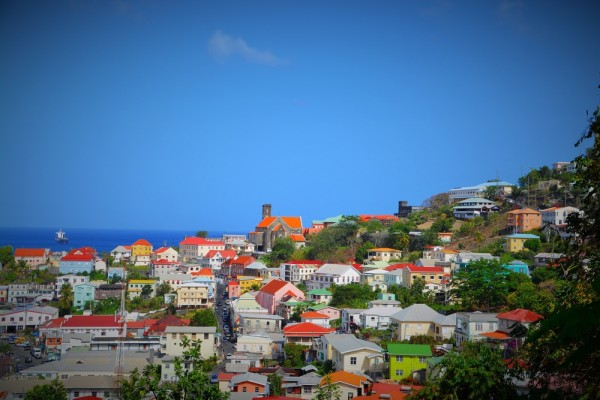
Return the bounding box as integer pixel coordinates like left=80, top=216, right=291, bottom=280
left=497, top=308, right=544, bottom=324
left=283, top=322, right=335, bottom=345
left=179, top=237, right=226, bottom=262
left=256, top=279, right=304, bottom=314
left=14, top=248, right=50, bottom=267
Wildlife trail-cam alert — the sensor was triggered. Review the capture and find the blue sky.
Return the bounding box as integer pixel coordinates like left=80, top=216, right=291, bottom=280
left=1, top=0, right=599, bottom=232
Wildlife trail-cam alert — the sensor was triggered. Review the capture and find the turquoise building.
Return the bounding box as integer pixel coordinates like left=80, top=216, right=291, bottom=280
left=74, top=283, right=96, bottom=310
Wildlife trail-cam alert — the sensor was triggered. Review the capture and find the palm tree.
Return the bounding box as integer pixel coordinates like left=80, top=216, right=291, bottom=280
left=58, top=283, right=74, bottom=315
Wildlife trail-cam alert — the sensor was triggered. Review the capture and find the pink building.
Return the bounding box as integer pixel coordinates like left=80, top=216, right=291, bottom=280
left=228, top=281, right=240, bottom=299
left=255, top=279, right=305, bottom=314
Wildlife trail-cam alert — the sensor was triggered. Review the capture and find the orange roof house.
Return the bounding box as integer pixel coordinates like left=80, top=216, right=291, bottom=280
left=283, top=322, right=335, bottom=345
left=506, top=208, right=542, bottom=233
left=14, top=248, right=50, bottom=267
left=248, top=204, right=304, bottom=252
left=321, top=371, right=372, bottom=399
left=255, top=279, right=304, bottom=313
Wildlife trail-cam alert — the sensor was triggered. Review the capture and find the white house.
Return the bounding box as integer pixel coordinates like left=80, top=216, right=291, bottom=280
left=151, top=247, right=179, bottom=262
left=279, top=260, right=323, bottom=285
left=308, top=264, right=361, bottom=291
left=359, top=306, right=400, bottom=330
left=179, top=237, right=225, bottom=262
left=540, top=206, right=580, bottom=226
left=56, top=275, right=90, bottom=298
left=110, top=245, right=131, bottom=263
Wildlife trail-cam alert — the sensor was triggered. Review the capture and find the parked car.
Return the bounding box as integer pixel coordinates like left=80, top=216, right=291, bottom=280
left=210, top=373, right=218, bottom=384
left=25, top=356, right=33, bottom=363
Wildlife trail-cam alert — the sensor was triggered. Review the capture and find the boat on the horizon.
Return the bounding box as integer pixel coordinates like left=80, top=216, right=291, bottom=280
left=55, top=228, right=69, bottom=243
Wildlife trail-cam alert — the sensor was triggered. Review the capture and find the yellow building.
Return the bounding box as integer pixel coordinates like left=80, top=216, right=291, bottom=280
left=505, top=234, right=540, bottom=253
left=238, top=276, right=264, bottom=293
left=131, top=239, right=153, bottom=257
left=127, top=279, right=157, bottom=299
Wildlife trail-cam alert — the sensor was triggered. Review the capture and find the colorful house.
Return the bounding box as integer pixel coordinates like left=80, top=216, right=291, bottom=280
left=131, top=239, right=153, bottom=266
left=59, top=249, right=95, bottom=274
left=228, top=372, right=269, bottom=394
left=307, top=289, right=333, bottom=304
left=228, top=281, right=240, bottom=299
left=283, top=322, right=335, bottom=346
left=127, top=279, right=157, bottom=299
left=73, top=283, right=96, bottom=310
left=14, top=248, right=50, bottom=268
left=255, top=279, right=304, bottom=314
left=321, top=371, right=372, bottom=400
left=505, top=234, right=540, bottom=253
left=387, top=343, right=432, bottom=381
left=179, top=237, right=225, bottom=262
left=503, top=260, right=530, bottom=275
left=506, top=208, right=542, bottom=233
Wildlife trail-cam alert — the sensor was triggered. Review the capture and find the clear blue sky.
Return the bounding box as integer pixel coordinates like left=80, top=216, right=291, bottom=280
left=1, top=0, right=599, bottom=232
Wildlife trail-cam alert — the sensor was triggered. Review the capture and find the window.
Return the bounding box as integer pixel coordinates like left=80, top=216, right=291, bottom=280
left=204, top=333, right=209, bottom=339
left=395, top=356, right=403, bottom=362
left=304, top=387, right=312, bottom=394
left=74, top=392, right=79, bottom=398
left=242, top=388, right=247, bottom=393
left=350, top=357, right=357, bottom=365
left=395, top=369, right=403, bottom=376
left=254, top=387, right=259, bottom=393
left=419, top=357, right=427, bottom=363
left=475, top=323, right=483, bottom=331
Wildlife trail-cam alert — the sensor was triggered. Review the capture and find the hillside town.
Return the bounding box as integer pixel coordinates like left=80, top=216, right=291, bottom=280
left=0, top=157, right=598, bottom=400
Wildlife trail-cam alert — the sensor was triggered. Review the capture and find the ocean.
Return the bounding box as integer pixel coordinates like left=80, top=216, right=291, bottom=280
left=0, top=227, right=245, bottom=254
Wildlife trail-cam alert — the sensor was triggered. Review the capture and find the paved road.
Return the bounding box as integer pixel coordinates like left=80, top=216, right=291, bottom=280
left=211, top=281, right=236, bottom=378
left=1, top=341, right=46, bottom=376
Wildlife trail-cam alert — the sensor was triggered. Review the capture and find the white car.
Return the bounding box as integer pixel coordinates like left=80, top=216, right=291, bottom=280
left=226, top=353, right=232, bottom=360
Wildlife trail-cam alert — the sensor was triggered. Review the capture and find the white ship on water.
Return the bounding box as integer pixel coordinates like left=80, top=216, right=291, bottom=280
left=55, top=228, right=69, bottom=243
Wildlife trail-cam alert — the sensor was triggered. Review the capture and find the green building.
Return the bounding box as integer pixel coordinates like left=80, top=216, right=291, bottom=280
left=387, top=343, right=432, bottom=381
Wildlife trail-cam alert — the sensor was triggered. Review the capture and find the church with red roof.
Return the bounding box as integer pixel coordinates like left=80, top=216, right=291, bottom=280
left=248, top=204, right=305, bottom=252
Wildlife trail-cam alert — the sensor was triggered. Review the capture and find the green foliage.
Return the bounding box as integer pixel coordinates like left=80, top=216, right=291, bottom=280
left=91, top=298, right=120, bottom=315
left=89, top=269, right=107, bottom=281
left=189, top=309, right=218, bottom=327
left=524, top=238, right=541, bottom=252
left=525, top=102, right=600, bottom=398
left=306, top=217, right=359, bottom=262
left=119, top=337, right=228, bottom=400
left=25, top=379, right=68, bottom=400
left=58, top=283, right=74, bottom=316
left=452, top=259, right=511, bottom=312
left=530, top=266, right=559, bottom=284
left=329, top=283, right=377, bottom=309
left=413, top=342, right=517, bottom=400
left=268, top=373, right=282, bottom=396
left=354, top=241, right=375, bottom=263
left=196, top=230, right=208, bottom=238
left=283, top=342, right=308, bottom=367
left=0, top=245, right=14, bottom=267
left=141, top=284, right=153, bottom=298
left=430, top=215, right=454, bottom=233
left=156, top=282, right=172, bottom=296
left=266, top=237, right=296, bottom=267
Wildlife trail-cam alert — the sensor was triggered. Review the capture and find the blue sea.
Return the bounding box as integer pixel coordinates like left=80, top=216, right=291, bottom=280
left=0, top=227, right=245, bottom=254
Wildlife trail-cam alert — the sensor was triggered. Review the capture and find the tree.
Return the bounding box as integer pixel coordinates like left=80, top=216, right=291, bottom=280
left=283, top=342, right=307, bottom=367
left=0, top=245, right=13, bottom=267
left=140, top=284, right=153, bottom=299
left=329, top=283, right=377, bottom=309
left=58, top=283, right=74, bottom=315
left=354, top=241, right=375, bottom=263
left=119, top=337, right=228, bottom=400
left=268, top=373, right=282, bottom=396
left=156, top=282, right=172, bottom=297
left=25, top=379, right=68, bottom=400
left=524, top=238, right=541, bottom=252
left=189, top=309, right=218, bottom=327
left=266, top=237, right=296, bottom=267
left=525, top=100, right=600, bottom=398
left=196, top=230, right=208, bottom=238
left=451, top=259, right=510, bottom=311
left=412, top=342, right=517, bottom=400
left=315, top=375, right=342, bottom=400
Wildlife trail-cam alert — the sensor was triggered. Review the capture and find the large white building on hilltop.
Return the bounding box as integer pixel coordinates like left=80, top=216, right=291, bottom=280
left=307, top=263, right=361, bottom=291
left=448, top=181, right=513, bottom=203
